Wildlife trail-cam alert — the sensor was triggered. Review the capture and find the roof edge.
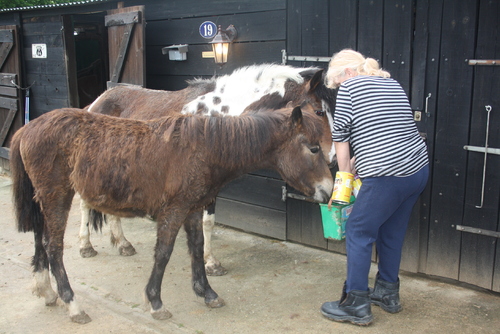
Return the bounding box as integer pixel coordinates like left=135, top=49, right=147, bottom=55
left=0, top=0, right=114, bottom=13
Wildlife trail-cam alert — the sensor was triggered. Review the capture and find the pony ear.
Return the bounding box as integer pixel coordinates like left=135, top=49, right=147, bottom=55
left=308, top=69, right=324, bottom=92
left=291, top=106, right=303, bottom=128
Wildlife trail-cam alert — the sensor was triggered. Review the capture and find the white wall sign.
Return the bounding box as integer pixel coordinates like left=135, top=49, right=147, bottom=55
left=32, top=44, right=47, bottom=58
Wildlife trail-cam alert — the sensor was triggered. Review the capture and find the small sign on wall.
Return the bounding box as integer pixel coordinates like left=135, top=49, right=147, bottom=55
left=32, top=44, right=47, bottom=58
left=199, top=21, right=217, bottom=39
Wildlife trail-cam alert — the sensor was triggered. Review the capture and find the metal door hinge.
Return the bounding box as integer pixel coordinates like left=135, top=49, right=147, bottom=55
left=468, top=59, right=500, bottom=66
left=456, top=225, right=500, bottom=238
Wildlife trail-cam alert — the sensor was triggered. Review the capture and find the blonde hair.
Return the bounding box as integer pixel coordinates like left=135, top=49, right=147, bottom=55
left=325, top=49, right=391, bottom=88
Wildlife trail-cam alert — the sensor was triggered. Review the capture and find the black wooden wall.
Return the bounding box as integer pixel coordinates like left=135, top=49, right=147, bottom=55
left=0, top=0, right=498, bottom=292
left=0, top=2, right=117, bottom=121
left=21, top=15, right=70, bottom=118
left=282, top=0, right=500, bottom=292
left=139, top=0, right=287, bottom=90
left=285, top=0, right=419, bottom=264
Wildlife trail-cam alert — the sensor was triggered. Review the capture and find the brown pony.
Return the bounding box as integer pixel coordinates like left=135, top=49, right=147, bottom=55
left=10, top=106, right=333, bottom=323
left=80, top=64, right=337, bottom=276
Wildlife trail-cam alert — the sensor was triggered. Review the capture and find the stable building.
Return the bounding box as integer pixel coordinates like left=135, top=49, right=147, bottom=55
left=0, top=0, right=499, bottom=293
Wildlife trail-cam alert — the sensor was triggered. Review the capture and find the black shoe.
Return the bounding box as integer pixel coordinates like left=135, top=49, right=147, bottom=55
left=321, top=289, right=373, bottom=326
left=369, top=274, right=402, bottom=313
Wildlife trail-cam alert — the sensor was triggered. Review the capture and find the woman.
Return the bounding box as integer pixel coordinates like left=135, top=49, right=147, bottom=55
left=320, top=49, right=429, bottom=326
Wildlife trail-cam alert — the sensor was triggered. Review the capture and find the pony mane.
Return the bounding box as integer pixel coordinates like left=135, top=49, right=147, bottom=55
left=181, top=64, right=319, bottom=116
left=158, top=108, right=324, bottom=167
left=186, top=77, right=217, bottom=90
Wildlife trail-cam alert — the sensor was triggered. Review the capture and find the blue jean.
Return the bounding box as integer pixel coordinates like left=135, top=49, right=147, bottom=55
left=345, top=164, right=429, bottom=292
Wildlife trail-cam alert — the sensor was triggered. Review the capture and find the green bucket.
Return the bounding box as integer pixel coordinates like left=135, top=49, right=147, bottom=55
left=319, top=201, right=354, bottom=240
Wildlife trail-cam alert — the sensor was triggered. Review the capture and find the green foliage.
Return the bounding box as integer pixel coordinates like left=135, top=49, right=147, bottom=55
left=0, top=0, right=71, bottom=10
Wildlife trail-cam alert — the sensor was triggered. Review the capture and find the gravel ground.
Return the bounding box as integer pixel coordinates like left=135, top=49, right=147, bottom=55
left=0, top=175, right=499, bottom=334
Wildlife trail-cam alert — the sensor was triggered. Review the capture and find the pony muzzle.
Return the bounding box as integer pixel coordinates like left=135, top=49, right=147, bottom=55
left=315, top=178, right=334, bottom=203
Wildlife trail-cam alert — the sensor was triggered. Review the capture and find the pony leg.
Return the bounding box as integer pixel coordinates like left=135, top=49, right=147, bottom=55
left=79, top=200, right=98, bottom=258
left=145, top=217, right=183, bottom=320
left=32, top=230, right=58, bottom=306
left=48, top=227, right=91, bottom=323
left=185, top=211, right=225, bottom=308
left=109, top=215, right=137, bottom=256
left=203, top=204, right=227, bottom=276
left=46, top=193, right=91, bottom=323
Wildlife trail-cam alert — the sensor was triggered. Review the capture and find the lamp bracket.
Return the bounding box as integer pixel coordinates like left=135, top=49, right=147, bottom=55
left=222, top=25, right=237, bottom=42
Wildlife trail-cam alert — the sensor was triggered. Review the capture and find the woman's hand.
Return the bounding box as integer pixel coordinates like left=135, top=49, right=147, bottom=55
left=327, top=197, right=334, bottom=210
left=350, top=156, right=357, bottom=174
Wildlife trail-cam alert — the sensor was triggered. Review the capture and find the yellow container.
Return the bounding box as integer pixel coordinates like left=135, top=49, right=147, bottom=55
left=352, top=175, right=362, bottom=197
left=331, top=171, right=354, bottom=204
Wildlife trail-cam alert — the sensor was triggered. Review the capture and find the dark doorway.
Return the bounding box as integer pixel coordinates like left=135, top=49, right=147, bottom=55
left=72, top=13, right=108, bottom=108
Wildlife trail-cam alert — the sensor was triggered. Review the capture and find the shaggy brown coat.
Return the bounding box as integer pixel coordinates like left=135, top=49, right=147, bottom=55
left=10, top=106, right=333, bottom=323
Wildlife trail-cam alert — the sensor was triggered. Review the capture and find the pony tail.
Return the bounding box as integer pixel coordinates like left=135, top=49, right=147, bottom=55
left=89, top=209, right=106, bottom=232
left=363, top=57, right=391, bottom=78
left=10, top=131, right=44, bottom=233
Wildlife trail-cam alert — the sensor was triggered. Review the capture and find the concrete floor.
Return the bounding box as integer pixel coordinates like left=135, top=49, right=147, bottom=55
left=0, top=175, right=499, bottom=334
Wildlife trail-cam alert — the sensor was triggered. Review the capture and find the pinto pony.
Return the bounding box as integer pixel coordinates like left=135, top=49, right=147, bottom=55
left=81, top=64, right=337, bottom=276
left=10, top=106, right=333, bottom=323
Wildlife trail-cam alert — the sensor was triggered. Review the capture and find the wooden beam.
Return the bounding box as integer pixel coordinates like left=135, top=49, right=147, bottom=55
left=0, top=73, right=16, bottom=86
left=0, top=42, right=13, bottom=71
left=0, top=146, right=9, bottom=159
left=0, top=29, right=13, bottom=42
left=0, top=108, right=17, bottom=146
left=105, top=11, right=140, bottom=27
left=0, top=96, right=17, bottom=110
left=108, top=23, right=134, bottom=85
left=0, top=85, right=17, bottom=97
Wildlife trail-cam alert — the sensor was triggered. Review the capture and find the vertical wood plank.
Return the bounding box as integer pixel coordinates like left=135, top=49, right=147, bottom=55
left=411, top=0, right=429, bottom=111
left=107, top=5, right=145, bottom=87
left=459, top=0, right=500, bottom=290
left=286, top=196, right=328, bottom=249
left=299, top=0, right=329, bottom=67
left=22, top=15, right=69, bottom=118
left=403, top=0, right=434, bottom=274
left=495, top=247, right=500, bottom=292
left=383, top=0, right=418, bottom=272
left=62, top=15, right=79, bottom=108
left=0, top=25, right=22, bottom=148
left=300, top=200, right=328, bottom=249
left=286, top=195, right=303, bottom=243
left=286, top=0, right=302, bottom=61
left=414, top=0, right=444, bottom=273
left=426, top=0, right=478, bottom=279
left=328, top=0, right=358, bottom=54
left=382, top=0, right=413, bottom=94
left=325, top=0, right=355, bottom=256
left=358, top=0, right=383, bottom=61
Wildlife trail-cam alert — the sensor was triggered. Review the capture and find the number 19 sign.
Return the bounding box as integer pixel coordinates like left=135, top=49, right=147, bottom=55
left=199, top=21, right=217, bottom=39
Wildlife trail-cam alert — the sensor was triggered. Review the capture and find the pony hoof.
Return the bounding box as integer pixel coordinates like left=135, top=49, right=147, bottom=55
left=70, top=312, right=92, bottom=324
left=205, top=264, right=228, bottom=276
left=45, top=296, right=58, bottom=306
left=151, top=307, right=172, bottom=320
left=206, top=297, right=225, bottom=308
left=119, top=245, right=137, bottom=256
left=80, top=247, right=98, bottom=258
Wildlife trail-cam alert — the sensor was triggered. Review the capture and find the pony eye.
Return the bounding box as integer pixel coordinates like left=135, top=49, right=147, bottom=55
left=315, top=110, right=325, bottom=116
left=310, top=146, right=320, bottom=154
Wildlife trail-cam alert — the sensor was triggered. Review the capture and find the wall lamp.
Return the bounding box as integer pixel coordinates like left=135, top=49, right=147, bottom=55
left=209, top=25, right=237, bottom=65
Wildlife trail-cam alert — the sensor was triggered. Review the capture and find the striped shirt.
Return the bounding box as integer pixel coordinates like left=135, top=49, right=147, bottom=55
left=332, top=75, right=428, bottom=178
